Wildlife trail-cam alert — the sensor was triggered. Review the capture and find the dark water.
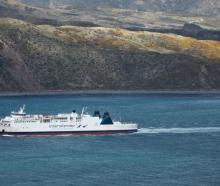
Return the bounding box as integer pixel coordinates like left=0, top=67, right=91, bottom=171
left=0, top=94, right=220, bottom=186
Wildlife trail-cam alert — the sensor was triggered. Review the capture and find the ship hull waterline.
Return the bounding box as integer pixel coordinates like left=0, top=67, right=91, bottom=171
left=0, top=129, right=138, bottom=136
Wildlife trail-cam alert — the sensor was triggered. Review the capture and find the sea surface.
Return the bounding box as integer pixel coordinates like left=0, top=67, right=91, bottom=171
left=0, top=94, right=220, bottom=186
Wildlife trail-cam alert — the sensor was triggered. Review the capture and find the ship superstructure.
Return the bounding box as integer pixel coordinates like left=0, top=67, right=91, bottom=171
left=0, top=105, right=137, bottom=136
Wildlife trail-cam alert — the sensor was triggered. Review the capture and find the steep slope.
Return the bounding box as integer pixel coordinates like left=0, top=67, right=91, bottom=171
left=18, top=0, right=220, bottom=18
left=1, top=18, right=220, bottom=91
left=2, top=1, right=220, bottom=33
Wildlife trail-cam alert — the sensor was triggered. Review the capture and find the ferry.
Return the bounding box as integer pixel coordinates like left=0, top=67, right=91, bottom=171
left=0, top=105, right=138, bottom=136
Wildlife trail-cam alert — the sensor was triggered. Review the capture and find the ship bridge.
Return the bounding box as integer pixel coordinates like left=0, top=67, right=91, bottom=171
left=11, top=105, right=26, bottom=117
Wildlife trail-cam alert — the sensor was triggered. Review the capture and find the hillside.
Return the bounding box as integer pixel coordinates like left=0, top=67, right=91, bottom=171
left=0, top=0, right=220, bottom=91
left=1, top=0, right=219, bottom=30
left=1, top=18, right=220, bottom=91
left=18, top=0, right=220, bottom=18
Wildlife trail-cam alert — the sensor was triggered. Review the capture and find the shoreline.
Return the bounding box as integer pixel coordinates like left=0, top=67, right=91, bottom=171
left=1, top=90, right=220, bottom=97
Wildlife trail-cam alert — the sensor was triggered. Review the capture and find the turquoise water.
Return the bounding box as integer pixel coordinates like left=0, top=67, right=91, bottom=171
left=0, top=94, right=220, bottom=186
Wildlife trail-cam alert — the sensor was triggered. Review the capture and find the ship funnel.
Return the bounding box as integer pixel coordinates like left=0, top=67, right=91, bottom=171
left=101, top=112, right=113, bottom=125
left=93, top=111, right=101, bottom=117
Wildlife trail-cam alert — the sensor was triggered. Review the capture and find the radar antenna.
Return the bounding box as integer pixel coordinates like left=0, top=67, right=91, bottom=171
left=19, top=105, right=26, bottom=114
left=81, top=107, right=88, bottom=116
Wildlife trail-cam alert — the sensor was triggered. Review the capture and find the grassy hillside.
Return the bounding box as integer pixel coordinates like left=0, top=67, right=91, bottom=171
left=0, top=0, right=220, bottom=91
left=1, top=18, right=220, bottom=91
left=2, top=18, right=220, bottom=61
left=43, top=25, right=220, bottom=61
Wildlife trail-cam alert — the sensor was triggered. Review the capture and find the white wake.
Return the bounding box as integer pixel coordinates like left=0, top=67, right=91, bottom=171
left=2, top=134, right=15, bottom=137
left=137, top=127, right=220, bottom=134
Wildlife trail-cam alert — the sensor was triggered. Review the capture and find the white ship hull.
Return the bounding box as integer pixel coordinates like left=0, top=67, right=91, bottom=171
left=0, top=106, right=138, bottom=136
left=0, top=122, right=137, bottom=136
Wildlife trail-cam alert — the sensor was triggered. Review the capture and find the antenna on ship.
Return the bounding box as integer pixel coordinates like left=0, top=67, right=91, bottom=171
left=81, top=107, right=88, bottom=116
left=22, top=104, right=26, bottom=111
left=19, top=104, right=26, bottom=114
